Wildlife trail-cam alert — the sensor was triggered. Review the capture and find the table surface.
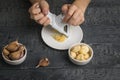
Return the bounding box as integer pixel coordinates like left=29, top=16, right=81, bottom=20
left=0, top=0, right=120, bottom=80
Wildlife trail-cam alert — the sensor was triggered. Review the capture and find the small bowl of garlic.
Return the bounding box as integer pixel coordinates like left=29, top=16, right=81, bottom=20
left=68, top=43, right=93, bottom=65
left=2, top=40, right=27, bottom=65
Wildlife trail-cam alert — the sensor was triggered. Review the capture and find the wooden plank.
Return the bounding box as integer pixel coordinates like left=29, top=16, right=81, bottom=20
left=0, top=68, right=120, bottom=80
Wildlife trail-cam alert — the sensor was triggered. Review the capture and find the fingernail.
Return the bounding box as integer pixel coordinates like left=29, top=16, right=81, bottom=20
left=36, top=5, right=39, bottom=8
left=35, top=3, right=39, bottom=8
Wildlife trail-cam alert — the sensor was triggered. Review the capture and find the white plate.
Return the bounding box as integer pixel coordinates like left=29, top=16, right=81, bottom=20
left=41, top=25, right=83, bottom=50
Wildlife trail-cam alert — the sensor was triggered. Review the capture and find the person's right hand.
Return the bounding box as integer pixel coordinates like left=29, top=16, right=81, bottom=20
left=29, top=0, right=50, bottom=26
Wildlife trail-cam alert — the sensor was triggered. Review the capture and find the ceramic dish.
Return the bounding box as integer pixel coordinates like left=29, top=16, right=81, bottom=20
left=68, top=43, right=93, bottom=65
left=2, top=43, right=27, bottom=65
left=41, top=25, right=83, bottom=50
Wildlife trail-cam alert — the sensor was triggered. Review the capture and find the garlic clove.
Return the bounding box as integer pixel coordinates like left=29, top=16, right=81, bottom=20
left=3, top=48, right=10, bottom=56
left=76, top=54, right=85, bottom=61
left=84, top=53, right=90, bottom=60
left=80, top=45, right=89, bottom=53
left=19, top=45, right=25, bottom=51
left=71, top=45, right=81, bottom=53
left=18, top=45, right=25, bottom=58
left=7, top=40, right=20, bottom=52
left=70, top=52, right=76, bottom=59
left=20, top=50, right=24, bottom=58
left=9, top=50, right=22, bottom=60
left=36, top=58, right=50, bottom=68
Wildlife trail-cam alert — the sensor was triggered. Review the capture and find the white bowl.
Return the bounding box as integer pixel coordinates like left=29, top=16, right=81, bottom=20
left=2, top=43, right=27, bottom=65
left=68, top=43, right=93, bottom=65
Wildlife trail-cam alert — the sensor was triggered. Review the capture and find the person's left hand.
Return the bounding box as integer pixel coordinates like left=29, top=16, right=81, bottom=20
left=62, top=4, right=85, bottom=26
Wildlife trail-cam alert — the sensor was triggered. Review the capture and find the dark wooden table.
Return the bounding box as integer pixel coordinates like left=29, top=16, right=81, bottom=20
left=0, top=0, right=120, bottom=80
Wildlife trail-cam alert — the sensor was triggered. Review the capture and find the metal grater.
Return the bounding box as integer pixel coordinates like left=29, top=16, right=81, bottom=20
left=47, top=12, right=70, bottom=37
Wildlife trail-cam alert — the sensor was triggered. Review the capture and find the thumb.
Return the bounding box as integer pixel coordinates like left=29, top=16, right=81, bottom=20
left=40, top=0, right=49, bottom=15
left=62, top=4, right=70, bottom=14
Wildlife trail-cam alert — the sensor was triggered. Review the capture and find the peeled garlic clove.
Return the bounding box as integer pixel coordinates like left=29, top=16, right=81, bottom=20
left=84, top=53, right=90, bottom=60
left=76, top=52, right=79, bottom=55
left=7, top=40, right=20, bottom=52
left=3, top=48, right=10, bottom=56
left=71, top=45, right=81, bottom=52
left=81, top=45, right=89, bottom=53
left=79, top=49, right=86, bottom=54
left=70, top=52, right=76, bottom=59
left=76, top=54, right=85, bottom=61
left=9, top=50, right=21, bottom=60
left=36, top=58, right=50, bottom=68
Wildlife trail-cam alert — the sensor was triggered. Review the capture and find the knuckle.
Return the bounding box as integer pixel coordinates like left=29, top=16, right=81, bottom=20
left=29, top=8, right=34, bottom=14
left=71, top=5, right=77, bottom=9
left=32, top=9, right=39, bottom=14
left=81, top=13, right=84, bottom=18
left=62, top=5, right=66, bottom=10
left=39, top=19, right=44, bottom=25
left=71, top=5, right=76, bottom=8
left=39, top=20, right=43, bottom=24
left=67, top=12, right=72, bottom=16
left=81, top=18, right=85, bottom=22
left=71, top=4, right=74, bottom=7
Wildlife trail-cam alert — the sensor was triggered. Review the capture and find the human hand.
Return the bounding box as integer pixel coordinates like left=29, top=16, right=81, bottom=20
left=29, top=0, right=50, bottom=26
left=62, top=4, right=85, bottom=26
